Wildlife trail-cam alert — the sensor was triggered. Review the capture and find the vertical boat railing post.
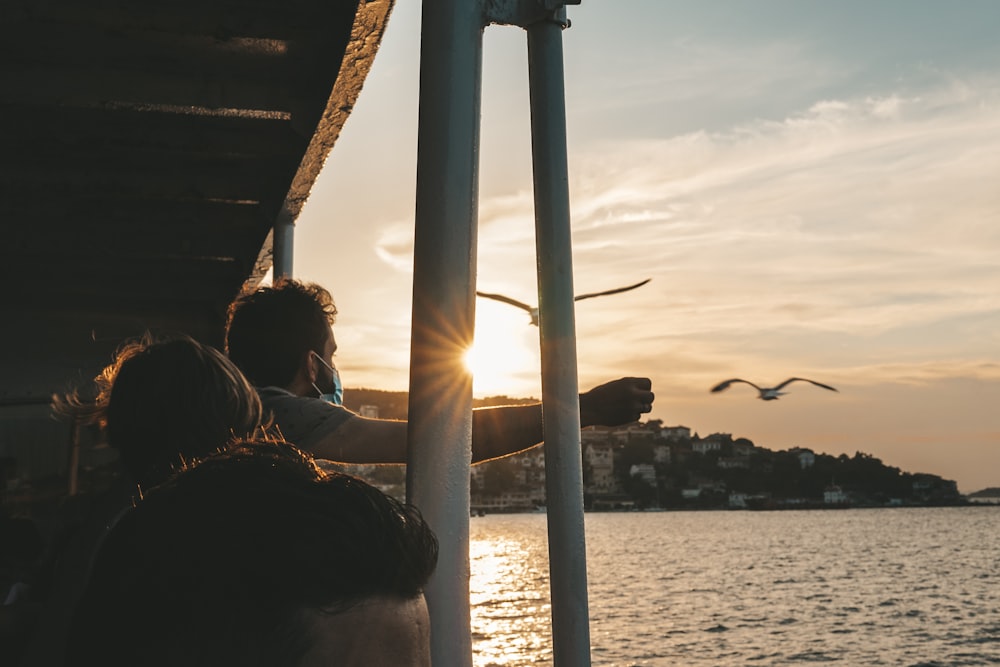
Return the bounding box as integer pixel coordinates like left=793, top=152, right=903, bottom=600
left=272, top=208, right=295, bottom=279
left=526, top=4, right=592, bottom=666
left=407, top=0, right=485, bottom=665
left=66, top=422, right=80, bottom=496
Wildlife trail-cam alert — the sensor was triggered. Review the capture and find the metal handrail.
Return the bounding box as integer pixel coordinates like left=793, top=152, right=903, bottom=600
left=406, top=2, right=590, bottom=666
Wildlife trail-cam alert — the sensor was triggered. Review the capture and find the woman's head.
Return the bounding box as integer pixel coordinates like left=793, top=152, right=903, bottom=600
left=57, top=334, right=265, bottom=489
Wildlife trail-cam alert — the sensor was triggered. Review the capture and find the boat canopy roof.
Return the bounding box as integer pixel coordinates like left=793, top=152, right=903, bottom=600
left=1, top=0, right=392, bottom=404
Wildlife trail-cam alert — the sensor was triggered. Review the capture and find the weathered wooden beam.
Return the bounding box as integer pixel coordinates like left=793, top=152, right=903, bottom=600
left=1, top=148, right=299, bottom=203
left=2, top=105, right=309, bottom=156
left=5, top=0, right=361, bottom=41
left=6, top=254, right=252, bottom=303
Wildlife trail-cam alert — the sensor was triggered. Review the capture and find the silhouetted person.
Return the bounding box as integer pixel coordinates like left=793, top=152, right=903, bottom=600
left=59, top=334, right=265, bottom=491
left=66, top=440, right=438, bottom=667
left=225, top=279, right=655, bottom=464
left=20, top=335, right=267, bottom=667
left=0, top=516, right=44, bottom=664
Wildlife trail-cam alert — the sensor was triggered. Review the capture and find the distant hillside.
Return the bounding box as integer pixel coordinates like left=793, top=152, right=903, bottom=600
left=466, top=421, right=966, bottom=510
left=339, top=393, right=968, bottom=509
left=968, top=487, right=1000, bottom=498
left=343, top=388, right=537, bottom=420
left=343, top=388, right=410, bottom=419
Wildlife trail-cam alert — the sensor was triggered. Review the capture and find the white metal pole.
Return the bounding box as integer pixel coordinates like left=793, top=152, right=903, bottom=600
left=407, top=0, right=484, bottom=665
left=527, top=8, right=592, bottom=666
left=272, top=209, right=295, bottom=279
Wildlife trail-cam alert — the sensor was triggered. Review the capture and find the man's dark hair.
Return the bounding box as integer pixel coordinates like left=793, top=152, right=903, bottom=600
left=55, top=334, right=264, bottom=490
left=225, top=279, right=338, bottom=388
left=67, top=440, right=438, bottom=667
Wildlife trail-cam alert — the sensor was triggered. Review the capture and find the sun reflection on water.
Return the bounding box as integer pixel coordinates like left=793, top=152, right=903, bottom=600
left=470, top=519, right=553, bottom=666
left=470, top=510, right=1000, bottom=666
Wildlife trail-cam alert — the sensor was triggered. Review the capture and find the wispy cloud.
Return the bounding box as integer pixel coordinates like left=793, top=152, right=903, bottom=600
left=373, top=225, right=415, bottom=273
left=566, top=33, right=850, bottom=133
left=451, top=78, right=1000, bottom=412
left=504, top=83, right=993, bottom=315
left=369, top=73, right=1000, bottom=414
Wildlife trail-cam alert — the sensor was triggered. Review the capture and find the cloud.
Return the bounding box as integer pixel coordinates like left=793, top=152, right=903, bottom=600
left=565, top=31, right=848, bottom=132
left=833, top=360, right=1000, bottom=386
left=373, top=224, right=415, bottom=273
left=559, top=80, right=1000, bottom=339
left=362, top=76, right=1000, bottom=419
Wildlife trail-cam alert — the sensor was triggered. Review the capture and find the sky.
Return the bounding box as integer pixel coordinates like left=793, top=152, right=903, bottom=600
left=290, top=1, right=1000, bottom=493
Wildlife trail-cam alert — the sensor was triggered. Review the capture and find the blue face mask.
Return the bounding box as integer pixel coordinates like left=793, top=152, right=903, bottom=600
left=310, top=352, right=343, bottom=405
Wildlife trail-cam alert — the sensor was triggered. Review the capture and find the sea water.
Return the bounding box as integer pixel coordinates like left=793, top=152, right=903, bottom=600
left=470, top=507, right=1000, bottom=666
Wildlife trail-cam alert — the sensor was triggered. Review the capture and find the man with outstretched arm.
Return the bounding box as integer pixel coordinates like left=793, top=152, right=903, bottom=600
left=225, top=279, right=655, bottom=464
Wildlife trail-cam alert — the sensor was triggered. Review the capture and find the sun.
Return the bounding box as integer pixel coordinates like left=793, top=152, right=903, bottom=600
left=463, top=301, right=540, bottom=396
left=462, top=343, right=500, bottom=385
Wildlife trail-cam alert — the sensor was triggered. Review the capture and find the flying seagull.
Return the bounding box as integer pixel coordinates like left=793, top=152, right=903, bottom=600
left=476, top=278, right=651, bottom=326
left=710, top=377, right=838, bottom=401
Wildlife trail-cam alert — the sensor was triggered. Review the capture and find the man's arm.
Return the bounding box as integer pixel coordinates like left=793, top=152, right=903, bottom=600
left=304, top=415, right=409, bottom=464
left=470, top=377, right=654, bottom=463
left=302, top=410, right=519, bottom=465
left=471, top=403, right=544, bottom=464
left=578, top=376, right=654, bottom=428
left=303, top=376, right=654, bottom=465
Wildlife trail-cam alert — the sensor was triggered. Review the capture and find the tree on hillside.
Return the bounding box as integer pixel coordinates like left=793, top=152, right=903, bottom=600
left=478, top=457, right=519, bottom=496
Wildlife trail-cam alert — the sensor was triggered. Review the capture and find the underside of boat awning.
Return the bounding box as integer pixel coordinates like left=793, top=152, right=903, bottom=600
left=0, top=0, right=393, bottom=403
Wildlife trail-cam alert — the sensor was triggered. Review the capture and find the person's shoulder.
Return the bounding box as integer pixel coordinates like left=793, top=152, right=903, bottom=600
left=256, top=387, right=355, bottom=446
left=256, top=386, right=295, bottom=402
left=257, top=387, right=346, bottom=414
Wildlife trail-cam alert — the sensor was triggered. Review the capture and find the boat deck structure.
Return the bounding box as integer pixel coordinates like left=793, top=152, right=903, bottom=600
left=2, top=1, right=594, bottom=664
left=1, top=0, right=391, bottom=408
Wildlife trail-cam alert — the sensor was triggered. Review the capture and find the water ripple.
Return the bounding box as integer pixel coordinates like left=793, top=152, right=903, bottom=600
left=471, top=507, right=1000, bottom=666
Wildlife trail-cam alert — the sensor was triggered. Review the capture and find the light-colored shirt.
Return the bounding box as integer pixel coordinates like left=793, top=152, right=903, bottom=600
left=257, top=386, right=354, bottom=452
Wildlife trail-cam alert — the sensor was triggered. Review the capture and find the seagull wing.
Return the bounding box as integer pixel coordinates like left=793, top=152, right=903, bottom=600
left=475, top=291, right=535, bottom=313
left=574, top=278, right=652, bottom=302
left=775, top=377, right=838, bottom=392
left=710, top=378, right=762, bottom=393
